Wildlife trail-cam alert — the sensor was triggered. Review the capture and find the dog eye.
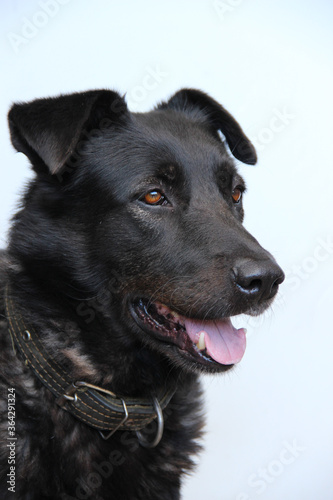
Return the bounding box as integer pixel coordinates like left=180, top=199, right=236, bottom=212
left=142, top=190, right=167, bottom=206
left=232, top=187, right=242, bottom=203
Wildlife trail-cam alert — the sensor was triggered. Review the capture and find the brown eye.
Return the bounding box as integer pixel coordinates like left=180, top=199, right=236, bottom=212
left=232, top=188, right=242, bottom=203
left=143, top=190, right=165, bottom=205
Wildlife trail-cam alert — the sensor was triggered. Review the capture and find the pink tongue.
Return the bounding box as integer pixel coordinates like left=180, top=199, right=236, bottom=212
left=183, top=317, right=246, bottom=365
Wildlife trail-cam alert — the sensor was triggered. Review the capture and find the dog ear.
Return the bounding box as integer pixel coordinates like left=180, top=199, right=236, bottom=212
left=8, top=90, right=129, bottom=175
left=159, top=88, right=257, bottom=165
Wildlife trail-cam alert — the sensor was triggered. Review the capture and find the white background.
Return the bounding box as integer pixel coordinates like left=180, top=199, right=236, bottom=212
left=1, top=1, right=333, bottom=499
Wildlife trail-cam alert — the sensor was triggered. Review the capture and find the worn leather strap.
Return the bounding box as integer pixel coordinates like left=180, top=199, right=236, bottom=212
left=4, top=285, right=176, bottom=434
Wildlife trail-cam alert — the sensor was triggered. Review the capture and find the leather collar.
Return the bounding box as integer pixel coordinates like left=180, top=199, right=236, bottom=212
left=5, top=285, right=176, bottom=446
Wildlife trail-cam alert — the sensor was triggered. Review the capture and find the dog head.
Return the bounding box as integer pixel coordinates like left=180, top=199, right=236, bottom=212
left=8, top=89, right=284, bottom=375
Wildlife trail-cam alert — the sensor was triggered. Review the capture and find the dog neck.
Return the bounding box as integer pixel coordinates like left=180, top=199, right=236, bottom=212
left=4, top=284, right=177, bottom=447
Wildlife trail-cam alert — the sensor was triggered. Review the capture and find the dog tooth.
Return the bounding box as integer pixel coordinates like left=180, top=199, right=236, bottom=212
left=197, top=331, right=206, bottom=351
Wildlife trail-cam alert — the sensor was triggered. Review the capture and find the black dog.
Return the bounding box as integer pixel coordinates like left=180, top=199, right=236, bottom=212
left=0, top=89, right=284, bottom=499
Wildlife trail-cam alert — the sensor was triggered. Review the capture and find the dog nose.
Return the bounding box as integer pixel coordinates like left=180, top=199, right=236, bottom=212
left=233, top=258, right=285, bottom=301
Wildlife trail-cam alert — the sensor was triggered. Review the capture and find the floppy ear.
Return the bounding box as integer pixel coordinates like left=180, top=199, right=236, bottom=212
left=8, top=90, right=129, bottom=175
left=159, top=88, right=257, bottom=165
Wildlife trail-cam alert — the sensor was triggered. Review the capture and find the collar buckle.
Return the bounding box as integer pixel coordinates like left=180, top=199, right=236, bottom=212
left=5, top=284, right=176, bottom=446
left=56, top=382, right=79, bottom=408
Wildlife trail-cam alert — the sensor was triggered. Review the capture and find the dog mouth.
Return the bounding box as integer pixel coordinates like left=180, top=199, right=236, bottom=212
left=130, top=299, right=247, bottom=368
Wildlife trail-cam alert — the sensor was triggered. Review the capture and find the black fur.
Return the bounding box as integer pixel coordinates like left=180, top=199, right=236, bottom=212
left=0, top=89, right=284, bottom=499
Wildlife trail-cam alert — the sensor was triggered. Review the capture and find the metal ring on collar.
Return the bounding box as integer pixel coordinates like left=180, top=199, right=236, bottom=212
left=135, top=397, right=164, bottom=448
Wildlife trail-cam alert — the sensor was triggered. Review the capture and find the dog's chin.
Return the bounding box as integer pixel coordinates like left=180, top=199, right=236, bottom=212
left=128, top=298, right=249, bottom=374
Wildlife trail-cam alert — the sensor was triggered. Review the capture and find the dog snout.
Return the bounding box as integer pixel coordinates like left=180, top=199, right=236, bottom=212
left=232, top=258, right=285, bottom=301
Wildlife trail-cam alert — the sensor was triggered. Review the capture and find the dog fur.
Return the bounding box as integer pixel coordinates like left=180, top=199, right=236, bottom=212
left=0, top=89, right=284, bottom=499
